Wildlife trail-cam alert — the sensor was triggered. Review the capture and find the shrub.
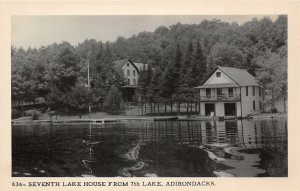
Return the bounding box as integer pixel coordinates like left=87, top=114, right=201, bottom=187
left=271, top=107, right=278, bottom=113
left=103, top=85, right=124, bottom=114
left=32, top=111, right=39, bottom=120
left=25, top=109, right=41, bottom=120
left=12, top=109, right=22, bottom=119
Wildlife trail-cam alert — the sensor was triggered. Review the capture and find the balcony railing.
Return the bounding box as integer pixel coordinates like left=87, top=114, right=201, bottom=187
left=200, top=94, right=241, bottom=102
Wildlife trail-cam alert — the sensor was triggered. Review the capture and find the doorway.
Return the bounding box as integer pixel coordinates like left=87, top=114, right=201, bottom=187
left=224, top=103, right=236, bottom=116
left=205, top=103, right=215, bottom=116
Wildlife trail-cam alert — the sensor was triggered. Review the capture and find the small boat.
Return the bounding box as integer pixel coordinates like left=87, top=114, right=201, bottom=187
left=153, top=116, right=178, bottom=121
left=224, top=116, right=237, bottom=120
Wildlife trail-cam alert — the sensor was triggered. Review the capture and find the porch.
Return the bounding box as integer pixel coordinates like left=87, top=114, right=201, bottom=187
left=199, top=94, right=241, bottom=102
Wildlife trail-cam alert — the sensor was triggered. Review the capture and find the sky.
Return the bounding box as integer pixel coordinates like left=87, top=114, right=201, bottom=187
left=12, top=15, right=279, bottom=49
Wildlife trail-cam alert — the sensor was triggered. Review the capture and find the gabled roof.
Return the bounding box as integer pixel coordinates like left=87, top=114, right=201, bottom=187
left=195, top=66, right=260, bottom=88
left=113, top=59, right=148, bottom=73
left=113, top=59, right=139, bottom=72
left=218, top=67, right=259, bottom=86
left=113, top=59, right=131, bottom=69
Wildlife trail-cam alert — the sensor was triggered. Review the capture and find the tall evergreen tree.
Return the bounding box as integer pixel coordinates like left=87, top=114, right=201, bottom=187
left=160, top=60, right=175, bottom=100
left=192, top=40, right=207, bottom=86
left=179, top=38, right=194, bottom=79
left=103, top=85, right=124, bottom=114
left=148, top=66, right=163, bottom=104
left=175, top=39, right=194, bottom=103
left=160, top=42, right=182, bottom=102
left=93, top=42, right=104, bottom=73
left=145, top=64, right=153, bottom=102
left=136, top=64, right=148, bottom=103
left=173, top=42, right=183, bottom=88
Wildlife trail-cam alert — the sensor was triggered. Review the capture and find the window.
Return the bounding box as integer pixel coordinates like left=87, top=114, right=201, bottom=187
left=216, top=72, right=221, bottom=77
left=228, top=87, right=233, bottom=97
left=217, top=88, right=222, bottom=96
left=127, top=79, right=130, bottom=85
left=259, top=101, right=262, bottom=110
left=246, top=86, right=248, bottom=96
left=133, top=79, right=136, bottom=85
left=206, top=89, right=211, bottom=98
left=127, top=63, right=129, bottom=67
left=253, top=100, right=256, bottom=111
left=127, top=70, right=130, bottom=76
left=259, top=87, right=262, bottom=96
left=253, top=86, right=255, bottom=96
left=133, top=70, right=136, bottom=76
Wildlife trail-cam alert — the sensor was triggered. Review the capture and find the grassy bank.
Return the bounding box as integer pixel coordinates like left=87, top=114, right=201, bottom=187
left=252, top=112, right=287, bottom=120
left=12, top=110, right=287, bottom=124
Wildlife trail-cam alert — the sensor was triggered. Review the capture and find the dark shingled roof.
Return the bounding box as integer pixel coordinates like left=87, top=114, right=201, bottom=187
left=195, top=66, right=260, bottom=88
left=113, top=59, right=131, bottom=69
left=218, top=67, right=259, bottom=86
left=113, top=59, right=148, bottom=73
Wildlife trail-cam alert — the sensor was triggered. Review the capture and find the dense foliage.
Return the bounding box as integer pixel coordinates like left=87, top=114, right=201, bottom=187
left=11, top=16, right=287, bottom=115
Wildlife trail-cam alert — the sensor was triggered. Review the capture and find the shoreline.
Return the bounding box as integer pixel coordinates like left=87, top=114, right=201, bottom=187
left=12, top=112, right=287, bottom=124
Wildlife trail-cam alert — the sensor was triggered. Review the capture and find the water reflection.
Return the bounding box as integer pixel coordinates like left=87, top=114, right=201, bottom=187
left=12, top=119, right=287, bottom=177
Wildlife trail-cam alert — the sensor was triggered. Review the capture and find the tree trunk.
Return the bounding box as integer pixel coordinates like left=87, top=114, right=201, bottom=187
left=191, top=103, right=195, bottom=113
left=33, top=94, right=36, bottom=107
left=272, top=88, right=275, bottom=109
left=178, top=103, right=180, bottom=115
left=186, top=103, right=188, bottom=114
left=18, top=96, right=20, bottom=106
left=283, top=97, right=286, bottom=112
left=165, top=103, right=167, bottom=113
left=158, top=104, right=160, bottom=114
left=21, top=100, right=24, bottom=117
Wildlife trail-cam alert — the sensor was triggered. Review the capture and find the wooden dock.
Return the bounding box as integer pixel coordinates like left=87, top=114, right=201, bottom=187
left=12, top=117, right=153, bottom=124
left=12, top=115, right=233, bottom=124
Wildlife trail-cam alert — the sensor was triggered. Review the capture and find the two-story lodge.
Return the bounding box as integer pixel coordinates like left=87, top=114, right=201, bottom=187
left=113, top=59, right=148, bottom=102
left=195, top=67, right=264, bottom=117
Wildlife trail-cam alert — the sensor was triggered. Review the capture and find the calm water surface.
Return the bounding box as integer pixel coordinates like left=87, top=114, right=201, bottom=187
left=12, top=119, right=287, bottom=177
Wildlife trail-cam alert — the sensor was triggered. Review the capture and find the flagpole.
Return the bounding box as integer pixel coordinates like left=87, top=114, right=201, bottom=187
left=87, top=56, right=91, bottom=118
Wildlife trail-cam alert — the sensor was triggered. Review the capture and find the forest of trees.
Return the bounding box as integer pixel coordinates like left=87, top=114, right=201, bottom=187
left=11, top=16, right=287, bottom=117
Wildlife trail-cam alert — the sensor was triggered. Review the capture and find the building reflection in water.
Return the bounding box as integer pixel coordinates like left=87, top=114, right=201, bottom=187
left=134, top=119, right=287, bottom=177
left=137, top=119, right=287, bottom=151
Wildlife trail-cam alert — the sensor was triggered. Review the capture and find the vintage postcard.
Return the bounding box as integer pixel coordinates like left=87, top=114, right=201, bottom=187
left=0, top=1, right=299, bottom=191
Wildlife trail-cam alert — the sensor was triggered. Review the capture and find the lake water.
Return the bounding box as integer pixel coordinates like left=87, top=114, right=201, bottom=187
left=12, top=119, right=287, bottom=177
